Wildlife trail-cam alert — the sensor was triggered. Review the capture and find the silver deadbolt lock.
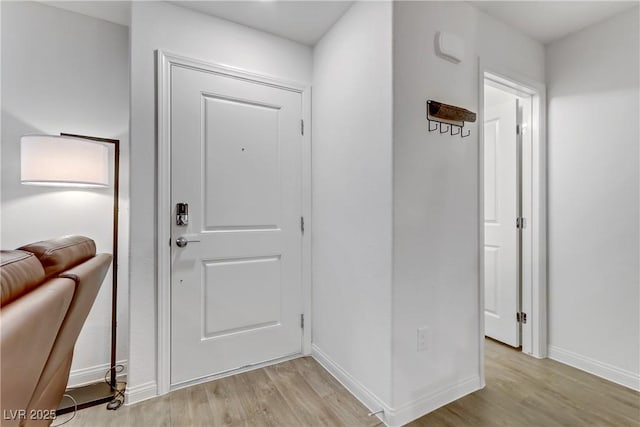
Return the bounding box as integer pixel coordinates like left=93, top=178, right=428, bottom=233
left=176, top=202, right=188, bottom=226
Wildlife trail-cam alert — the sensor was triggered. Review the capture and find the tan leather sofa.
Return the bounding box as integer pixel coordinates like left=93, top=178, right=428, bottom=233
left=0, top=236, right=111, bottom=427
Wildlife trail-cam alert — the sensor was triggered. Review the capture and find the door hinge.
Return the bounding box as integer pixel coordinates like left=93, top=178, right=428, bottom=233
left=516, top=217, right=526, bottom=229
left=300, top=314, right=305, bottom=329
left=301, top=216, right=305, bottom=234
left=516, top=312, right=527, bottom=324
left=516, top=124, right=520, bottom=135
left=301, top=119, right=304, bottom=136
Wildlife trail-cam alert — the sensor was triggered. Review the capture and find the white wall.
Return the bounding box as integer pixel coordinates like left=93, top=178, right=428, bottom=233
left=0, top=1, right=130, bottom=386
left=129, top=0, right=312, bottom=401
left=391, top=2, right=544, bottom=424
left=546, top=8, right=640, bottom=390
left=311, top=0, right=394, bottom=410
left=476, top=11, right=545, bottom=84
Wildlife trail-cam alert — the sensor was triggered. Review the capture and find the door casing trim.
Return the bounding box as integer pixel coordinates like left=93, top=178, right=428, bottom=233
left=156, top=50, right=312, bottom=395
left=478, top=60, right=548, bottom=387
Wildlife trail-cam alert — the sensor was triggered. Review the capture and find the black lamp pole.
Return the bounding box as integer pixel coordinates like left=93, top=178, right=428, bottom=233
left=58, top=132, right=120, bottom=411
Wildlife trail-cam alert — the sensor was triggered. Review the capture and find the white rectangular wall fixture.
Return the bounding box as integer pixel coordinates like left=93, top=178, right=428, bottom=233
left=435, top=31, right=465, bottom=63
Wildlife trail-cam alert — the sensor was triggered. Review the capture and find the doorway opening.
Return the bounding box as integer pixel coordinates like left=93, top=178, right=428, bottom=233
left=479, top=70, right=547, bottom=370
left=482, top=80, right=530, bottom=348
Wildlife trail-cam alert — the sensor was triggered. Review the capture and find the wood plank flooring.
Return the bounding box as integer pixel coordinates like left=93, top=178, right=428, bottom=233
left=409, top=339, right=640, bottom=427
left=63, top=339, right=640, bottom=426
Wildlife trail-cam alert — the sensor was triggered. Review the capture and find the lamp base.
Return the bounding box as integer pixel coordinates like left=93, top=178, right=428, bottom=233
left=56, top=382, right=115, bottom=415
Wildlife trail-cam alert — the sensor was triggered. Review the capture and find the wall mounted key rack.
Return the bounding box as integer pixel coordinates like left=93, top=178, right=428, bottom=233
left=426, top=100, right=476, bottom=138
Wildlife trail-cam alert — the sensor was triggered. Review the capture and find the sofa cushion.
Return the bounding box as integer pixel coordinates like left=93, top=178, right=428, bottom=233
left=19, top=235, right=97, bottom=279
left=0, top=250, right=46, bottom=306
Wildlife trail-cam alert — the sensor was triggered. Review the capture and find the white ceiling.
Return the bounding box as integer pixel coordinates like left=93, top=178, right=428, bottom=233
left=38, top=1, right=638, bottom=47
left=39, top=1, right=131, bottom=27
left=171, top=1, right=353, bottom=46
left=472, top=1, right=639, bottom=45
left=38, top=1, right=353, bottom=46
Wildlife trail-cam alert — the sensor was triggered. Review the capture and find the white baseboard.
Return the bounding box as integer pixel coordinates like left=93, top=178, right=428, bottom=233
left=125, top=381, right=157, bottom=405
left=548, top=345, right=640, bottom=391
left=312, top=344, right=482, bottom=427
left=311, top=344, right=392, bottom=426
left=67, top=359, right=127, bottom=388
left=389, top=375, right=482, bottom=426
left=170, top=353, right=302, bottom=391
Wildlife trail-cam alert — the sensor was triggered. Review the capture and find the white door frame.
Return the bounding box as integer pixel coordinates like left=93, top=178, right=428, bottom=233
left=155, top=50, right=312, bottom=396
left=478, top=62, right=547, bottom=385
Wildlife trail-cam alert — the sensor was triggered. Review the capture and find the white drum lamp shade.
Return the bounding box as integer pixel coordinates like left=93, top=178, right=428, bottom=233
left=21, top=135, right=109, bottom=187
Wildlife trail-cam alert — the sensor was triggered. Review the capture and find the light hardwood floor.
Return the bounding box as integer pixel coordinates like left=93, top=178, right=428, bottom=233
left=63, top=339, right=640, bottom=426
left=410, top=339, right=640, bottom=426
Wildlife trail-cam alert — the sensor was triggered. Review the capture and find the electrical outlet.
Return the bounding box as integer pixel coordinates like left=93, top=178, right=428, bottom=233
left=417, top=326, right=429, bottom=352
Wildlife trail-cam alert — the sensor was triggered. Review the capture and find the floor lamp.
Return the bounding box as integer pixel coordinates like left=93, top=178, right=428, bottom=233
left=20, top=133, right=121, bottom=412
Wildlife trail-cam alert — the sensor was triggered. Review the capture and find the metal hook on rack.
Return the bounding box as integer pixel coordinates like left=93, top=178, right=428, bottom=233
left=426, top=100, right=475, bottom=140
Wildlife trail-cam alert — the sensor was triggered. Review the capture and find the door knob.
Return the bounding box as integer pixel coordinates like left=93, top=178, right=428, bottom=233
left=176, top=236, right=200, bottom=247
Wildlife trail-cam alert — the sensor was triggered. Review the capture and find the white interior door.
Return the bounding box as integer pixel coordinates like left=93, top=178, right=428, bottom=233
left=170, top=65, right=303, bottom=386
left=484, top=98, right=521, bottom=347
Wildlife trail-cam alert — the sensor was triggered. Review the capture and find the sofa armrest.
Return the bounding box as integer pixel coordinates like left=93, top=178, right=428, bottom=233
left=0, top=278, right=75, bottom=427
left=25, top=253, right=112, bottom=420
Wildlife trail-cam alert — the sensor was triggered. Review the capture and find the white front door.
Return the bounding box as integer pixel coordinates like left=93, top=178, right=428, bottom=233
left=484, top=99, right=521, bottom=347
left=170, top=65, right=303, bottom=386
